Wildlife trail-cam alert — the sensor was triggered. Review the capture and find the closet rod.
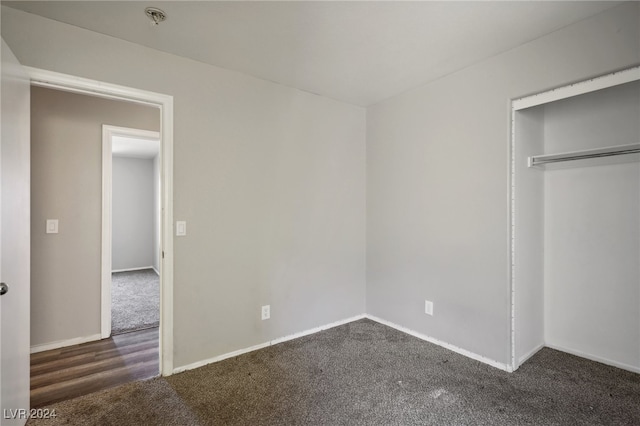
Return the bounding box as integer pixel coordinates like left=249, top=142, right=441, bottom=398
left=528, top=143, right=640, bottom=167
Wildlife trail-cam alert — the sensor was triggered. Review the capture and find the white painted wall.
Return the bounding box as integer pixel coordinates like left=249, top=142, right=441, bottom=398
left=543, top=81, right=640, bottom=371
left=112, top=156, right=155, bottom=271
left=366, top=3, right=639, bottom=365
left=2, top=6, right=366, bottom=368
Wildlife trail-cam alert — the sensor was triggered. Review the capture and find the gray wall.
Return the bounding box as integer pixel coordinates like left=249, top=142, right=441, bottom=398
left=366, top=2, right=639, bottom=365
left=112, top=156, right=156, bottom=271
left=3, top=7, right=366, bottom=367
left=543, top=81, right=640, bottom=370
left=30, top=86, right=160, bottom=346
left=8, top=2, right=638, bottom=370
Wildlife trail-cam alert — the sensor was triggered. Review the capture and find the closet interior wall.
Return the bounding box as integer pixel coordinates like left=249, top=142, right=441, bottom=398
left=514, top=80, right=640, bottom=372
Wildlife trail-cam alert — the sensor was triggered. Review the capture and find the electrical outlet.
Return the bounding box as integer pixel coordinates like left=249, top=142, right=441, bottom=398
left=261, top=305, right=270, bottom=320
left=424, top=300, right=434, bottom=316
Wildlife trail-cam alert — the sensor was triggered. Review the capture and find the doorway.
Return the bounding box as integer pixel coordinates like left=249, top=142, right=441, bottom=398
left=25, top=66, right=175, bottom=376
left=28, top=86, right=167, bottom=406
left=103, top=126, right=161, bottom=337
left=24, top=68, right=174, bottom=409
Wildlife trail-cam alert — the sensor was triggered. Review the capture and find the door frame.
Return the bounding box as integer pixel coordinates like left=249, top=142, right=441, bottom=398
left=26, top=67, right=175, bottom=376
left=101, top=125, right=161, bottom=339
left=508, top=65, right=640, bottom=372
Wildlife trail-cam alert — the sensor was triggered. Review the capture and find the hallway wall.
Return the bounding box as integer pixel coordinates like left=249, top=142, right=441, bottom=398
left=30, top=86, right=159, bottom=347
left=112, top=156, right=156, bottom=272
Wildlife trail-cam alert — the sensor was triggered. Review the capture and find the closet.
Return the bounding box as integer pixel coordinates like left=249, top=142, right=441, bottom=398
left=511, top=67, right=640, bottom=373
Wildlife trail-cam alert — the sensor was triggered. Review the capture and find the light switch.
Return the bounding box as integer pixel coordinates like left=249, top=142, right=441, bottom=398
left=46, top=219, right=59, bottom=234
left=176, top=221, right=186, bottom=236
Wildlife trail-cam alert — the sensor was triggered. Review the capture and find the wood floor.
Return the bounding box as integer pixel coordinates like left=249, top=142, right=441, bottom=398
left=30, top=327, right=159, bottom=408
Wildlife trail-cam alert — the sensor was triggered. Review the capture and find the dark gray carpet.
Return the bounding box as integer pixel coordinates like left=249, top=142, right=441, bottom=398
left=111, top=269, right=159, bottom=335
left=27, top=319, right=640, bottom=425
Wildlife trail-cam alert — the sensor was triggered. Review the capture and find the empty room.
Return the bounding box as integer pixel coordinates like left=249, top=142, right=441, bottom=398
left=0, top=1, right=638, bottom=425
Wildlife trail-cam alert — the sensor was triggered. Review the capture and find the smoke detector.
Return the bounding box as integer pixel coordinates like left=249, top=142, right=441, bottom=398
left=145, top=7, right=167, bottom=26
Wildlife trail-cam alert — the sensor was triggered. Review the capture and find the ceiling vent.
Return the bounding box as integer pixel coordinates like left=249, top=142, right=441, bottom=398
left=145, top=7, right=167, bottom=26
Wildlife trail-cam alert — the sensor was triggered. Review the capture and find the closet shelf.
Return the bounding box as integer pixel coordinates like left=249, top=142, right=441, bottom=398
left=528, top=143, right=640, bottom=167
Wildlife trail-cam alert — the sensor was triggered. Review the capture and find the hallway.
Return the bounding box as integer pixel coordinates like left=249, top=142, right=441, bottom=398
left=30, top=327, right=159, bottom=408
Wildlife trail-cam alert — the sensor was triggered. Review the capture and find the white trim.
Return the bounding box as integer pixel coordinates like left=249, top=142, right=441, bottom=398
left=27, top=67, right=175, bottom=376
left=270, top=314, right=366, bottom=346
left=518, top=343, right=545, bottom=365
left=160, top=92, right=175, bottom=376
left=513, top=66, right=640, bottom=110
left=365, top=314, right=512, bottom=372
left=173, top=314, right=366, bottom=374
left=30, top=334, right=102, bottom=354
left=26, top=67, right=161, bottom=108
left=509, top=65, right=640, bottom=373
left=173, top=342, right=272, bottom=374
left=111, top=266, right=156, bottom=273
left=152, top=267, right=159, bottom=276
left=101, top=125, right=113, bottom=339
left=172, top=313, right=515, bottom=375
left=545, top=343, right=640, bottom=374
left=105, top=126, right=160, bottom=141
left=508, top=101, right=517, bottom=372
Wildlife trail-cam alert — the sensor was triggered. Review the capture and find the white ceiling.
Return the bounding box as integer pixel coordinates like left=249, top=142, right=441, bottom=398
left=112, top=135, right=159, bottom=159
left=4, top=1, right=622, bottom=106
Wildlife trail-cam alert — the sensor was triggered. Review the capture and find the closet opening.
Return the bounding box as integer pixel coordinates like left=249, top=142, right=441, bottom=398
left=510, top=66, right=640, bottom=373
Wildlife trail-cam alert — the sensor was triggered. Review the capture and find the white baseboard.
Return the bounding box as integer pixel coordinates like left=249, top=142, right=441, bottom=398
left=30, top=333, right=103, bottom=354
left=112, top=266, right=155, bottom=273
left=545, top=343, right=640, bottom=374
left=365, top=314, right=512, bottom=372
left=152, top=267, right=159, bottom=276
left=269, top=314, right=366, bottom=345
left=173, top=342, right=272, bottom=374
left=517, top=343, right=545, bottom=366
left=172, top=313, right=514, bottom=375
left=173, top=314, right=366, bottom=374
